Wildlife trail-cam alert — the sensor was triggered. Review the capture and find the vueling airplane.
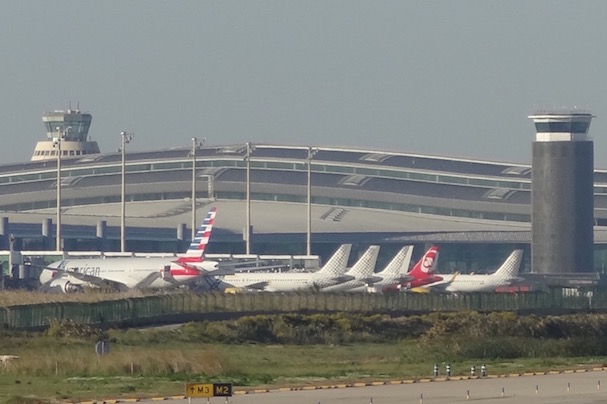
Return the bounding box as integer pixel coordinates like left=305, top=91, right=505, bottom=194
left=348, top=245, right=414, bottom=292
left=210, top=244, right=353, bottom=292
left=321, top=245, right=381, bottom=292
left=39, top=208, right=222, bottom=293
left=414, top=249, right=523, bottom=293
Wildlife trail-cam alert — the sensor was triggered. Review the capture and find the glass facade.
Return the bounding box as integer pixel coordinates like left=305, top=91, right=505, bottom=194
left=535, top=121, right=589, bottom=134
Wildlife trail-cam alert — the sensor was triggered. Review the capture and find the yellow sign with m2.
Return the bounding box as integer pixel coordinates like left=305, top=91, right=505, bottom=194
left=186, top=383, right=233, bottom=398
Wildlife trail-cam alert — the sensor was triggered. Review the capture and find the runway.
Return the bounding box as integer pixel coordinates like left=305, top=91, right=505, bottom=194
left=132, top=369, right=607, bottom=404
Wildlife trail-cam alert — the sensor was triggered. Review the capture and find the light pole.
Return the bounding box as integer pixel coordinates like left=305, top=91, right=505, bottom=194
left=54, top=126, right=71, bottom=251
left=306, top=147, right=318, bottom=256
left=120, top=131, right=134, bottom=252
left=191, top=137, right=206, bottom=239
left=244, top=142, right=255, bottom=254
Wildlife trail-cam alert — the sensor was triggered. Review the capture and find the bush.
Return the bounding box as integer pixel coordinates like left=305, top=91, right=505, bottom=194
left=46, top=319, right=107, bottom=341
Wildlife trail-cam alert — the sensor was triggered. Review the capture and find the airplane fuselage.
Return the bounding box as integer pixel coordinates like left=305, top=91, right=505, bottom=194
left=215, top=272, right=343, bottom=292
left=426, top=274, right=516, bottom=293
left=40, top=257, right=215, bottom=290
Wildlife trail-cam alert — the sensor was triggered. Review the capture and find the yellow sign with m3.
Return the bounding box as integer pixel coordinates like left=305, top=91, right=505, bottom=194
left=186, top=383, right=232, bottom=398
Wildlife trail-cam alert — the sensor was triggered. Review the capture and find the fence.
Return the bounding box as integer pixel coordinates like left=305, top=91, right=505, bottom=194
left=0, top=289, right=601, bottom=330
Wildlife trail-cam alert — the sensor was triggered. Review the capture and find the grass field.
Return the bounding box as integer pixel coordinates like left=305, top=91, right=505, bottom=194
left=3, top=301, right=607, bottom=403
left=1, top=338, right=605, bottom=403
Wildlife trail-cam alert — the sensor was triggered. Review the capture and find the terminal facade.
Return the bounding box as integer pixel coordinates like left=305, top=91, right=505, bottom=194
left=2, top=109, right=607, bottom=275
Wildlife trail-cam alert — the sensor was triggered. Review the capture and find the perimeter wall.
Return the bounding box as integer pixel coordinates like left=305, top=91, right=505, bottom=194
left=0, top=290, right=602, bottom=330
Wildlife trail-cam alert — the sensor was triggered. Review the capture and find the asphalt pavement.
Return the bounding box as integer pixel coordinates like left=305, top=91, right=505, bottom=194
left=130, top=369, right=607, bottom=404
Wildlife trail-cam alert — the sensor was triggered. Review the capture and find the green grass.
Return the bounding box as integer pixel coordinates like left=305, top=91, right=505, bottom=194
left=4, top=311, right=607, bottom=403
left=0, top=341, right=605, bottom=403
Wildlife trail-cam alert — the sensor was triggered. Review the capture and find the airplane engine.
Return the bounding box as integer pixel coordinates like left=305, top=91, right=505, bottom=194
left=49, top=278, right=83, bottom=293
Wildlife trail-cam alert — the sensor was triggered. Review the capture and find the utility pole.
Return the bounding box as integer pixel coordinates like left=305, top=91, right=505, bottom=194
left=54, top=126, right=71, bottom=251
left=120, top=131, right=134, bottom=252
left=306, top=147, right=318, bottom=256
left=245, top=142, right=254, bottom=254
left=191, top=137, right=205, bottom=239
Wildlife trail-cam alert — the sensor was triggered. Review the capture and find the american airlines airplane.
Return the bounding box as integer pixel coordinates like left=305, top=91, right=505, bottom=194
left=39, top=208, right=221, bottom=293
left=204, top=244, right=353, bottom=292
left=415, top=249, right=523, bottom=293
left=349, top=245, right=413, bottom=292
left=321, top=245, right=381, bottom=292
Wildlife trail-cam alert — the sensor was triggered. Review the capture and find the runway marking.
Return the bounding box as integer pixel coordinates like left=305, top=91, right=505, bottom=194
left=77, top=367, right=607, bottom=403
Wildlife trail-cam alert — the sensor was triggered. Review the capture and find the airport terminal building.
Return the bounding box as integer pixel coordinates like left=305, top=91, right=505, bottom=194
left=3, top=109, right=607, bottom=275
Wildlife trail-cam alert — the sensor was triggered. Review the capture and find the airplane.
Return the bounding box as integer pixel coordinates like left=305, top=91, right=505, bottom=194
left=320, top=245, right=381, bottom=292
left=382, top=245, right=443, bottom=292
left=414, top=249, right=524, bottom=293
left=346, top=245, right=414, bottom=292
left=202, top=244, right=353, bottom=292
left=39, top=207, right=223, bottom=293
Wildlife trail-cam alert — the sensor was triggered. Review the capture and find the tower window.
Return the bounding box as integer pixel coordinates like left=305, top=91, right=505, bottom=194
left=535, top=122, right=589, bottom=133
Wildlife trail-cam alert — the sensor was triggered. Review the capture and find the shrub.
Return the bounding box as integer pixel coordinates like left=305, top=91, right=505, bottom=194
left=46, top=319, right=107, bottom=341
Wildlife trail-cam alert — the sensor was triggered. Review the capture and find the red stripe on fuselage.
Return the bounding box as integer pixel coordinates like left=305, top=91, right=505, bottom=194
left=176, top=256, right=204, bottom=264
left=170, top=266, right=201, bottom=276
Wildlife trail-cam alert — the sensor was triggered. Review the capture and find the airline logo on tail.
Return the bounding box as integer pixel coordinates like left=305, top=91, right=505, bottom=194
left=177, top=207, right=217, bottom=265
left=421, top=255, right=435, bottom=273
left=409, top=246, right=439, bottom=278
left=382, top=245, right=441, bottom=292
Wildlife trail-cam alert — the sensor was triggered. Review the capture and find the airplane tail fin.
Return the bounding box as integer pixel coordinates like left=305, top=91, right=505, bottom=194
left=377, top=245, right=414, bottom=278
left=179, top=207, right=217, bottom=262
left=347, top=245, right=380, bottom=279
left=316, top=244, right=352, bottom=278
left=492, top=249, right=523, bottom=280
left=408, top=245, right=440, bottom=279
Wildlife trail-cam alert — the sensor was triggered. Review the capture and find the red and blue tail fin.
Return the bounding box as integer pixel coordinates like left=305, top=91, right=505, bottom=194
left=178, top=207, right=217, bottom=263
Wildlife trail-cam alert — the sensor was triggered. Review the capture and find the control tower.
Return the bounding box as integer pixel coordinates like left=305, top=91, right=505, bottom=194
left=31, top=108, right=100, bottom=161
left=529, top=110, right=595, bottom=273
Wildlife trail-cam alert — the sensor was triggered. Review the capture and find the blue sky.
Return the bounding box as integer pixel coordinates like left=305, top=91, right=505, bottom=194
left=2, top=1, right=607, bottom=166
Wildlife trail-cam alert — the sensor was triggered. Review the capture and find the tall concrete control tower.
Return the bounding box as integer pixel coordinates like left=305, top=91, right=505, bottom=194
left=529, top=110, right=595, bottom=273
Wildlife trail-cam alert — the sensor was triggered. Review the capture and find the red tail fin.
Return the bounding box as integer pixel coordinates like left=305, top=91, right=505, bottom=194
left=408, top=245, right=439, bottom=280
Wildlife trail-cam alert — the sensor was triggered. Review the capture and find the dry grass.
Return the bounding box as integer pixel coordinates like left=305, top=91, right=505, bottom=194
left=4, top=346, right=230, bottom=377
left=0, top=290, right=152, bottom=307
left=0, top=334, right=606, bottom=402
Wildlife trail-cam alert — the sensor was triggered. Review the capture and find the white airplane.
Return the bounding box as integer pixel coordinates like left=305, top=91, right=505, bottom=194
left=321, top=245, right=381, bottom=292
left=348, top=245, right=414, bottom=292
left=39, top=207, right=223, bottom=293
left=204, top=244, right=353, bottom=292
left=417, top=249, right=523, bottom=293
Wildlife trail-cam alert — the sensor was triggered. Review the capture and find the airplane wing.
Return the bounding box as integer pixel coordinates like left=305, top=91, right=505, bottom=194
left=240, top=281, right=269, bottom=291
left=332, top=274, right=355, bottom=283
left=417, top=273, right=458, bottom=293
left=38, top=264, right=186, bottom=292
left=39, top=267, right=131, bottom=292
left=394, top=274, right=414, bottom=283
left=362, top=276, right=384, bottom=285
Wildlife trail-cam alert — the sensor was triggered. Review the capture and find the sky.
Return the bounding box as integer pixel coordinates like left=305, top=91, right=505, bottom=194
left=2, top=1, right=607, bottom=166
